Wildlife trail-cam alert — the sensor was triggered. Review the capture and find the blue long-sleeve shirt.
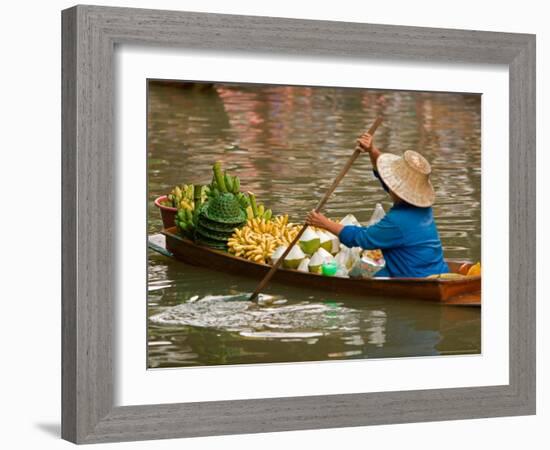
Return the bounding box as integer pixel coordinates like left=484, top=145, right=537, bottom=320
left=339, top=202, right=449, bottom=278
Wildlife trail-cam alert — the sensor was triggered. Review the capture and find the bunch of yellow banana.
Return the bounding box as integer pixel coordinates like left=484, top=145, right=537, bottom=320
left=171, top=184, right=209, bottom=237
left=227, top=215, right=300, bottom=264
left=167, top=184, right=196, bottom=210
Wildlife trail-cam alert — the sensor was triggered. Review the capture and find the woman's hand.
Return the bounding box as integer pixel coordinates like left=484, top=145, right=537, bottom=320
left=306, top=210, right=329, bottom=228
left=356, top=132, right=374, bottom=153
left=357, top=131, right=381, bottom=169
left=305, top=210, right=344, bottom=236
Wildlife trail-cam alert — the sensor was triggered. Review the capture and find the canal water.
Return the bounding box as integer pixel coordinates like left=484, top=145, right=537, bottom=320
left=147, top=81, right=481, bottom=368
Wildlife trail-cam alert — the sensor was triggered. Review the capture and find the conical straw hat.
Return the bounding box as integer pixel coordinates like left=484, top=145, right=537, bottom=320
left=377, top=150, right=436, bottom=207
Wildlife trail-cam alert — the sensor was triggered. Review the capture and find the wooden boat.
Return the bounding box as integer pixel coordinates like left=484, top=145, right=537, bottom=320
left=155, top=227, right=481, bottom=307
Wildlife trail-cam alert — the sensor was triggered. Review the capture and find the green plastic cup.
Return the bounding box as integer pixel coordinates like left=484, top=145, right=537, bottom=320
left=321, top=261, right=338, bottom=276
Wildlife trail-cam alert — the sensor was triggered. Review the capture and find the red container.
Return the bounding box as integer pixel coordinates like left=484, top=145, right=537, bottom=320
left=154, top=195, right=177, bottom=229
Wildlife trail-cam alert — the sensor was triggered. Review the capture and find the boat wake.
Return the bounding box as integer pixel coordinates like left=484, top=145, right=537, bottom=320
left=149, top=294, right=360, bottom=340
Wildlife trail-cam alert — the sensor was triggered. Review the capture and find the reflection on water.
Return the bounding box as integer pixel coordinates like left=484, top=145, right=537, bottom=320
left=147, top=81, right=481, bottom=368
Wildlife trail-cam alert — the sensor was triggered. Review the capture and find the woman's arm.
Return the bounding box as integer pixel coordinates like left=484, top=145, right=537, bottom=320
left=305, top=133, right=384, bottom=235
left=340, top=219, right=404, bottom=250
left=305, top=210, right=343, bottom=236
left=306, top=210, right=405, bottom=250
left=357, top=132, right=381, bottom=170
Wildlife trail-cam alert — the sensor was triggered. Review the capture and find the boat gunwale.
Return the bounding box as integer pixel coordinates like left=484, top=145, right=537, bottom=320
left=161, top=228, right=481, bottom=286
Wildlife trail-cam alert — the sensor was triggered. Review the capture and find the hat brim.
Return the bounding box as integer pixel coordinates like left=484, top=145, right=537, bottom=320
left=377, top=153, right=436, bottom=207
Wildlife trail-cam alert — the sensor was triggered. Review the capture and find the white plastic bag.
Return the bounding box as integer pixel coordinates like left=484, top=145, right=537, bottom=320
left=349, top=254, right=386, bottom=279
left=350, top=246, right=363, bottom=268
left=335, top=246, right=351, bottom=270
left=367, top=203, right=385, bottom=226
left=335, top=246, right=362, bottom=271
left=335, top=267, right=349, bottom=278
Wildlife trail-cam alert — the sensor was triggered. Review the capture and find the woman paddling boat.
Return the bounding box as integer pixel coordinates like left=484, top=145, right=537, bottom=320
left=306, top=132, right=449, bottom=278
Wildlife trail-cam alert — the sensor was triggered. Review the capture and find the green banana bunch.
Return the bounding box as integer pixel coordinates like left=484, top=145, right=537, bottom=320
left=236, top=192, right=250, bottom=209
left=232, top=175, right=241, bottom=193
left=245, top=192, right=272, bottom=220
left=224, top=171, right=234, bottom=193
left=248, top=191, right=259, bottom=217
left=175, top=208, right=196, bottom=238
left=167, top=183, right=207, bottom=239
left=209, top=161, right=242, bottom=196
left=212, top=161, right=227, bottom=193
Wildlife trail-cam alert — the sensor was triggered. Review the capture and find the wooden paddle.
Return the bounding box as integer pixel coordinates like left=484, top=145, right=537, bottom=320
left=248, top=116, right=383, bottom=301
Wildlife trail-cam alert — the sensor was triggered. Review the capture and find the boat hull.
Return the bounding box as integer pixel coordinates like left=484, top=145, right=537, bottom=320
left=161, top=228, right=481, bottom=306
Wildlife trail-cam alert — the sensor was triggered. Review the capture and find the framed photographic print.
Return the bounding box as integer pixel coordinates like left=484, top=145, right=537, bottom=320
left=62, top=5, right=535, bottom=444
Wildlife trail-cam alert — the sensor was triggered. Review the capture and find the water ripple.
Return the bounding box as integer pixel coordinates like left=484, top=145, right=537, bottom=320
left=149, top=294, right=360, bottom=340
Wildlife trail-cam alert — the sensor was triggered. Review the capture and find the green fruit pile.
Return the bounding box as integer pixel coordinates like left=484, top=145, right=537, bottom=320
left=174, top=184, right=206, bottom=238
left=208, top=161, right=271, bottom=220
left=209, top=161, right=241, bottom=196
left=171, top=161, right=274, bottom=249
left=195, top=193, right=247, bottom=250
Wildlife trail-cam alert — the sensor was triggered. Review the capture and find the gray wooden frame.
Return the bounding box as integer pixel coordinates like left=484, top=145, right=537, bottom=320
left=62, top=4, right=536, bottom=444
